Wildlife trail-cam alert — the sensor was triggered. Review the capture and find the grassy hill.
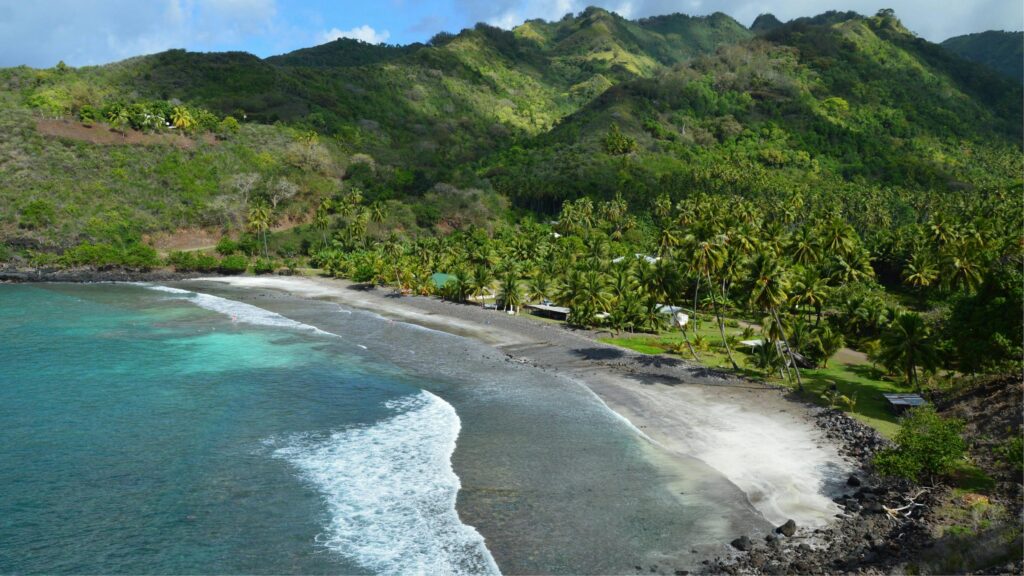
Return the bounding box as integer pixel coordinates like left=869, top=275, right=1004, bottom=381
left=941, top=31, right=1024, bottom=83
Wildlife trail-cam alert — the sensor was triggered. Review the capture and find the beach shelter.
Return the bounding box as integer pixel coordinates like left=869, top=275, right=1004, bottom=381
left=430, top=272, right=457, bottom=289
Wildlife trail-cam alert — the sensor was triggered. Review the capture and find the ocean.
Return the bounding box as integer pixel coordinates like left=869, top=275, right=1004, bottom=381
left=0, top=282, right=769, bottom=574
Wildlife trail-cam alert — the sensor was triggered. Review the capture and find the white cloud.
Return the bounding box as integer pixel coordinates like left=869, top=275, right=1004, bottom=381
left=319, top=24, right=391, bottom=45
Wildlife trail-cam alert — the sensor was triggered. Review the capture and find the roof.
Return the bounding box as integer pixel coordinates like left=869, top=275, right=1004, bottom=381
left=612, top=253, right=660, bottom=264
left=525, top=304, right=571, bottom=315
left=430, top=272, right=457, bottom=288
left=739, top=339, right=764, bottom=347
left=882, top=393, right=927, bottom=407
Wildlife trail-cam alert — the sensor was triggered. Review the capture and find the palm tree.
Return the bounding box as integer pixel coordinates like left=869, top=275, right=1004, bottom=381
left=787, top=226, right=820, bottom=267
left=247, top=201, right=271, bottom=259
left=170, top=106, right=196, bottom=132
left=498, top=271, right=524, bottom=313
left=789, top=269, right=829, bottom=325
left=876, top=312, right=939, bottom=390
left=469, top=266, right=494, bottom=305
left=813, top=325, right=845, bottom=368
left=693, top=237, right=739, bottom=369
left=314, top=199, right=332, bottom=249
left=941, top=241, right=984, bottom=293
left=369, top=201, right=387, bottom=224
left=748, top=252, right=803, bottom=390
left=383, top=236, right=405, bottom=292
left=108, top=106, right=130, bottom=138
left=527, top=272, right=554, bottom=304
left=903, top=251, right=938, bottom=291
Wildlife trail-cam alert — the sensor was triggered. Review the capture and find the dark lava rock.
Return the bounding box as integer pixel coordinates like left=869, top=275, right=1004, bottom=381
left=861, top=501, right=884, bottom=514
left=775, top=519, right=797, bottom=537
left=847, top=474, right=862, bottom=487
left=730, top=536, right=753, bottom=551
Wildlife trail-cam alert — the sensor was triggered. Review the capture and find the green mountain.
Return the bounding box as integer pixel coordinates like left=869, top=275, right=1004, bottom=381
left=484, top=11, right=1022, bottom=211
left=0, top=7, right=1020, bottom=257
left=941, top=31, right=1024, bottom=83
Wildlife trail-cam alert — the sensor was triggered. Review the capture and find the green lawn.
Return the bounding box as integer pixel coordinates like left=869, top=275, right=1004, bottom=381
left=598, top=318, right=906, bottom=437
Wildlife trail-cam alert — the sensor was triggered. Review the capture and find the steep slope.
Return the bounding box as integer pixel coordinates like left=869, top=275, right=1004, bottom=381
left=483, top=11, right=1022, bottom=213
left=941, top=31, right=1024, bottom=83
left=0, top=7, right=754, bottom=247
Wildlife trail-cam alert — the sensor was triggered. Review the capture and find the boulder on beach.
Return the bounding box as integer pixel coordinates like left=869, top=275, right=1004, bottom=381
left=730, top=536, right=752, bottom=551
left=847, top=474, right=861, bottom=487
left=775, top=519, right=797, bottom=537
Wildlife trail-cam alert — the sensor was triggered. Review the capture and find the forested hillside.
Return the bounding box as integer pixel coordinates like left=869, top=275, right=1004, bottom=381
left=941, top=30, right=1024, bottom=83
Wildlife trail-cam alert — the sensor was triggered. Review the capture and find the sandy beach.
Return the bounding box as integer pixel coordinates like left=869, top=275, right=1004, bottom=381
left=190, top=275, right=852, bottom=529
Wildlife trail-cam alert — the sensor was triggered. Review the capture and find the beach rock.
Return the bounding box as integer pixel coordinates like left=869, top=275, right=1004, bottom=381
left=730, top=536, right=753, bottom=551
left=775, top=519, right=797, bottom=537
left=861, top=501, right=883, bottom=514
left=847, top=474, right=862, bottom=487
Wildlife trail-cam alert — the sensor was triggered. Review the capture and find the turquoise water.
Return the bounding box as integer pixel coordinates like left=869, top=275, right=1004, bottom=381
left=0, top=283, right=768, bottom=574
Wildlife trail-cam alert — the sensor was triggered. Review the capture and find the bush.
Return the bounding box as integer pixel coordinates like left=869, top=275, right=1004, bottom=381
left=122, top=244, right=160, bottom=270
left=253, top=259, right=275, bottom=274
left=874, top=406, right=966, bottom=482
left=218, top=254, right=248, bottom=274
left=995, top=436, right=1023, bottom=473
left=19, top=200, right=55, bottom=230
left=194, top=254, right=219, bottom=273
left=215, top=236, right=239, bottom=256
left=166, top=251, right=194, bottom=271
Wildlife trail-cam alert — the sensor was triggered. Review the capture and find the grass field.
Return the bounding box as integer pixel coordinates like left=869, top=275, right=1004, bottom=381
left=598, top=315, right=906, bottom=437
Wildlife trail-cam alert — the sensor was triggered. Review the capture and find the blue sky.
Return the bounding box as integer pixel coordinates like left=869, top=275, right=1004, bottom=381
left=0, top=0, right=1020, bottom=68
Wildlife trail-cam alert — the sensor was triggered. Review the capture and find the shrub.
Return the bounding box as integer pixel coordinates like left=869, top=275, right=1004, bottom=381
left=166, top=251, right=195, bottom=271
left=122, top=244, right=160, bottom=270
left=218, top=254, right=248, bottom=274
left=217, top=116, right=240, bottom=137
left=995, top=436, right=1023, bottom=473
left=874, top=406, right=966, bottom=482
left=253, top=259, right=275, bottom=274
left=194, top=254, right=219, bottom=273
left=62, top=243, right=121, bottom=267
left=215, top=236, right=239, bottom=256
left=19, top=200, right=56, bottom=230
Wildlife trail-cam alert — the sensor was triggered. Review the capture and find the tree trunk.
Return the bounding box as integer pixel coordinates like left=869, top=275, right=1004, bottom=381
left=262, top=229, right=269, bottom=259
left=681, top=327, right=701, bottom=361
left=772, top=307, right=803, bottom=392
left=692, top=275, right=701, bottom=319
left=707, top=272, right=739, bottom=370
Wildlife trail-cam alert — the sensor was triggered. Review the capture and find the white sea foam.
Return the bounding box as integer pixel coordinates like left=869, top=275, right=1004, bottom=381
left=272, top=391, right=500, bottom=576
left=143, top=284, right=338, bottom=337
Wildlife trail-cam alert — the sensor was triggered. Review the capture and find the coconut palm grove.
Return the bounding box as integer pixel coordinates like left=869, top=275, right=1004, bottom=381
left=0, top=4, right=1021, bottom=575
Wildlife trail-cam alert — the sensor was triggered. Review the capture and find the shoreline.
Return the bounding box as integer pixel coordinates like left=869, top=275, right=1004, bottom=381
left=185, top=276, right=854, bottom=527
left=12, top=272, right=930, bottom=573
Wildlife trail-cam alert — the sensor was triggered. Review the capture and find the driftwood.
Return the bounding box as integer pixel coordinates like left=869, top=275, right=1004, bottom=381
left=884, top=489, right=929, bottom=523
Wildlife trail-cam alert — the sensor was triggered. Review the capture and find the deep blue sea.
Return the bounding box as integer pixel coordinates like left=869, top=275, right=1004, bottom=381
left=0, top=282, right=767, bottom=574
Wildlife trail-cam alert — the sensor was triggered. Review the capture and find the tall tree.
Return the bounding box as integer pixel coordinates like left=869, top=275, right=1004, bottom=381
left=748, top=252, right=803, bottom=390
left=247, top=201, right=272, bottom=259
left=877, top=312, right=939, bottom=390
